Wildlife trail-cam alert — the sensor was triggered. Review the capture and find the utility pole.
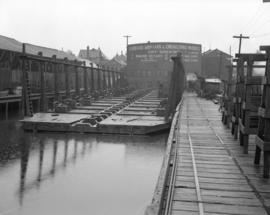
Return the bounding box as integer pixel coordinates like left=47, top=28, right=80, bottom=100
left=123, top=35, right=131, bottom=48
left=123, top=35, right=131, bottom=55
left=233, top=34, right=249, bottom=55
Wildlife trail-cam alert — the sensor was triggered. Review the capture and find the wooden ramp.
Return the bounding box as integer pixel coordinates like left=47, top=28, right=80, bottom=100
left=146, top=93, right=270, bottom=215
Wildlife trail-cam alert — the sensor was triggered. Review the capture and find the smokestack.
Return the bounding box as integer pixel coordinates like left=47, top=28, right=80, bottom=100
left=87, top=46, right=90, bottom=59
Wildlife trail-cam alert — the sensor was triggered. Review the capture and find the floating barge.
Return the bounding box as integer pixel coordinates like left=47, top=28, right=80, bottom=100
left=21, top=90, right=170, bottom=135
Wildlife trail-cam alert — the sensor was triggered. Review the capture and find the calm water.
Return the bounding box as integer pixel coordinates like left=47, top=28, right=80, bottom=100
left=0, top=121, right=167, bottom=215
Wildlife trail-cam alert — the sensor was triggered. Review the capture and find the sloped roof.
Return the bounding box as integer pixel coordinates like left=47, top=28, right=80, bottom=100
left=114, top=51, right=126, bottom=62
left=203, top=49, right=231, bottom=58
left=0, top=35, right=77, bottom=60
left=112, top=57, right=126, bottom=66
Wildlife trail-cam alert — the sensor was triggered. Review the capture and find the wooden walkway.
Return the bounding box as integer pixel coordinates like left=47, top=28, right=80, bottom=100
left=170, top=94, right=270, bottom=215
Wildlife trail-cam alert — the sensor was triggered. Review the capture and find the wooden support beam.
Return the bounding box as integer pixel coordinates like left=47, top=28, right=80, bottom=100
left=74, top=60, right=79, bottom=96
left=90, top=63, right=94, bottom=92
left=97, top=65, right=101, bottom=91
left=107, top=67, right=111, bottom=89
left=39, top=52, right=46, bottom=112
left=64, top=58, right=70, bottom=98
left=112, top=69, right=116, bottom=89
left=83, top=62, right=88, bottom=94
left=19, top=51, right=83, bottom=66
left=235, top=53, right=266, bottom=61
left=102, top=66, right=106, bottom=90
left=52, top=55, right=59, bottom=101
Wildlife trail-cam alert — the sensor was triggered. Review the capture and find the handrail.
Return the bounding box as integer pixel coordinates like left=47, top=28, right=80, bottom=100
left=144, top=97, right=184, bottom=215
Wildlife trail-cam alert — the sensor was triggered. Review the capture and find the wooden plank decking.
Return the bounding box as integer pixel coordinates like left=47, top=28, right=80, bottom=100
left=161, top=94, right=270, bottom=215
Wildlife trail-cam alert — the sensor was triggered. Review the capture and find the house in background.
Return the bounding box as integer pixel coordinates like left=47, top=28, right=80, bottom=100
left=202, top=49, right=232, bottom=81
left=78, top=47, right=127, bottom=71
left=78, top=46, right=109, bottom=66
left=105, top=51, right=127, bottom=70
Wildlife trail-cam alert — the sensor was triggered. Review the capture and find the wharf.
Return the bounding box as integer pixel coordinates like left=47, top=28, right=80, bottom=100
left=148, top=94, right=270, bottom=215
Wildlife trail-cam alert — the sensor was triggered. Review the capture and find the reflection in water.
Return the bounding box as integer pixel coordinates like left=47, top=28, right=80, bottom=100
left=64, top=138, right=68, bottom=167
left=0, top=126, right=167, bottom=215
left=37, top=140, right=44, bottom=182
left=51, top=140, right=58, bottom=175
left=19, top=137, right=30, bottom=206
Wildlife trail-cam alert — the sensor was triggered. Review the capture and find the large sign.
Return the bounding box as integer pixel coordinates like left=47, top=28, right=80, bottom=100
left=128, top=43, right=200, bottom=63
left=127, top=42, right=202, bottom=75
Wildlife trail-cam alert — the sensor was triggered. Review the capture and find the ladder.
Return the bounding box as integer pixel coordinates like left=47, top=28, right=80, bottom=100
left=21, top=50, right=33, bottom=117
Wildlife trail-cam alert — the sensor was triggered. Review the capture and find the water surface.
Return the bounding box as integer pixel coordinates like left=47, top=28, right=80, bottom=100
left=0, top=121, right=167, bottom=215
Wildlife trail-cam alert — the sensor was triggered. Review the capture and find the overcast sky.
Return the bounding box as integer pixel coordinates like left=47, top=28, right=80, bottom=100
left=0, top=0, right=270, bottom=58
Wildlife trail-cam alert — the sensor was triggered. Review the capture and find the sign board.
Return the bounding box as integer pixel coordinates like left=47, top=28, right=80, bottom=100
left=126, top=42, right=202, bottom=88
left=127, top=42, right=202, bottom=75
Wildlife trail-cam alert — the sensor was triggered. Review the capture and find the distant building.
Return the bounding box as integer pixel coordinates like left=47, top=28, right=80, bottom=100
left=126, top=42, right=202, bottom=88
left=104, top=51, right=126, bottom=71
left=202, top=49, right=232, bottom=81
left=78, top=46, right=108, bottom=66
left=113, top=51, right=126, bottom=63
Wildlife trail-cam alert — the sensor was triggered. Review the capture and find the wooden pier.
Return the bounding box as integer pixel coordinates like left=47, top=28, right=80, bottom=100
left=146, top=94, right=270, bottom=215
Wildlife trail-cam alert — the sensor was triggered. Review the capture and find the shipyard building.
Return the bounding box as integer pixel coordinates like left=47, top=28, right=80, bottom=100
left=126, top=42, right=202, bottom=88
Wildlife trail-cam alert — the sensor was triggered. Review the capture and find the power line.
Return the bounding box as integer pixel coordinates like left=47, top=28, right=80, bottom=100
left=240, top=5, right=265, bottom=33
left=251, top=31, right=270, bottom=38
left=248, top=18, right=270, bottom=36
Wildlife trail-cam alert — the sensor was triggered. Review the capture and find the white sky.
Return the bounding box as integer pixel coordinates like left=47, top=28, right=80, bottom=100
left=0, top=0, right=270, bottom=58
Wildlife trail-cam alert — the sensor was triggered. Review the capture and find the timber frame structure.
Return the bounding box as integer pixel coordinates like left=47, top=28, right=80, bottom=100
left=236, top=53, right=265, bottom=154
left=0, top=44, right=123, bottom=119
left=255, top=46, right=270, bottom=178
